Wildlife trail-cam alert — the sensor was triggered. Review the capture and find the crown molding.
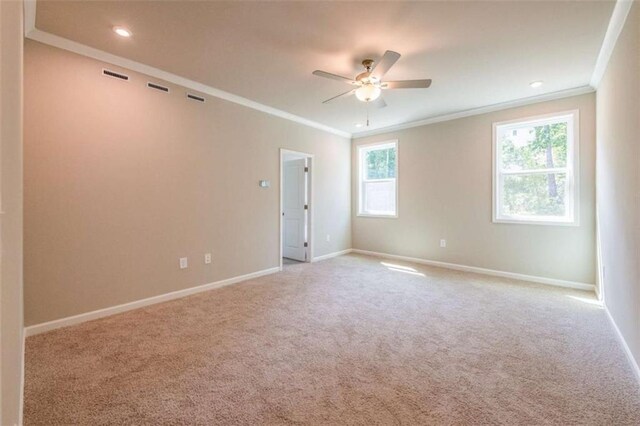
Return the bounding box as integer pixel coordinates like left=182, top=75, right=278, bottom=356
left=352, top=85, right=594, bottom=139
left=22, top=1, right=352, bottom=139
left=590, top=0, right=634, bottom=88
left=24, top=0, right=625, bottom=142
left=353, top=0, right=630, bottom=139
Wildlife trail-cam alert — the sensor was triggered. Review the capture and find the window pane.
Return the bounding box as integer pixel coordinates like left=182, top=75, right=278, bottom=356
left=502, top=173, right=566, bottom=218
left=366, top=147, right=396, bottom=179
left=499, top=122, right=568, bottom=171
left=364, top=180, right=396, bottom=214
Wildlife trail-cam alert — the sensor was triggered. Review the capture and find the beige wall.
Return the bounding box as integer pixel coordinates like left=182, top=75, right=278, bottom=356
left=596, top=4, right=639, bottom=368
left=24, top=41, right=351, bottom=326
left=352, top=93, right=596, bottom=285
left=1, top=1, right=24, bottom=424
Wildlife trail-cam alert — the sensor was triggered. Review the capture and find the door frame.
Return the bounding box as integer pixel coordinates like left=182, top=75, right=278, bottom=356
left=280, top=148, right=314, bottom=269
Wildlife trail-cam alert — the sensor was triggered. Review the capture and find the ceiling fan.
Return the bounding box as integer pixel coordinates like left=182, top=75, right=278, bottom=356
left=312, top=50, right=432, bottom=108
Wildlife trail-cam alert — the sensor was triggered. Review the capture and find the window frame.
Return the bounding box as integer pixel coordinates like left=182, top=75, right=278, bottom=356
left=492, top=110, right=580, bottom=226
left=357, top=140, right=399, bottom=218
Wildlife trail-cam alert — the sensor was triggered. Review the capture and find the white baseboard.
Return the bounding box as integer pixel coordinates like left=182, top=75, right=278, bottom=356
left=311, top=248, right=353, bottom=263
left=19, top=328, right=25, bottom=426
left=24, top=266, right=281, bottom=337
left=351, top=249, right=595, bottom=292
left=604, top=304, right=640, bottom=384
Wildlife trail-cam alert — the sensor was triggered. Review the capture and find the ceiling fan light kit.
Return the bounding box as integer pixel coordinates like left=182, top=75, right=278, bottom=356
left=355, top=84, right=381, bottom=102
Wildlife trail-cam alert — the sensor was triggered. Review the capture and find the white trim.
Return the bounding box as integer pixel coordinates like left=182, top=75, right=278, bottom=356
left=352, top=86, right=594, bottom=139
left=311, top=249, right=353, bottom=263
left=24, top=0, right=603, bottom=142
left=22, top=4, right=350, bottom=139
left=352, top=249, right=595, bottom=292
left=491, top=217, right=579, bottom=227
left=492, top=109, right=580, bottom=227
left=590, top=0, right=635, bottom=88
left=23, top=266, right=281, bottom=337
left=279, top=149, right=314, bottom=269
left=279, top=148, right=313, bottom=160
left=356, top=213, right=398, bottom=219
left=23, top=0, right=36, bottom=36
left=604, top=304, right=640, bottom=384
left=357, top=140, right=399, bottom=218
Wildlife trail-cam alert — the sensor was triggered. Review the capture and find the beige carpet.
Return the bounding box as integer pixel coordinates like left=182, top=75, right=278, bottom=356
left=24, top=254, right=640, bottom=425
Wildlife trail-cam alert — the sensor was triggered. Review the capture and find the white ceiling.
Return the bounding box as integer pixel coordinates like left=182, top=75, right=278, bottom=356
left=34, top=0, right=614, bottom=135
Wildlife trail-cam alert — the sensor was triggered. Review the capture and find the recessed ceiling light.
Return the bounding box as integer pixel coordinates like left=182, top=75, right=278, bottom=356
left=530, top=80, right=543, bottom=88
left=113, top=27, right=132, bottom=38
left=355, top=123, right=363, bottom=128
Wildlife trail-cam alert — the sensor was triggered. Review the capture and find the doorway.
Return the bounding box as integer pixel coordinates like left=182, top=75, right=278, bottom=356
left=280, top=149, right=313, bottom=269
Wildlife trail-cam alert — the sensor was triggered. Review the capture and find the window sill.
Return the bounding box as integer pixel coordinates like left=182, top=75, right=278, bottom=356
left=493, top=217, right=579, bottom=227
left=357, top=213, right=398, bottom=219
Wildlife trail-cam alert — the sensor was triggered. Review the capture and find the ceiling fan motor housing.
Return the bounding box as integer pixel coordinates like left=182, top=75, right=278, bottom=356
left=357, top=59, right=375, bottom=82
left=356, top=71, right=370, bottom=82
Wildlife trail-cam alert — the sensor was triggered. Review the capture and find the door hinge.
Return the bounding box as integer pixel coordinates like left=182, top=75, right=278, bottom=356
left=304, top=167, right=309, bottom=172
left=304, top=242, right=308, bottom=247
left=304, top=204, right=308, bottom=210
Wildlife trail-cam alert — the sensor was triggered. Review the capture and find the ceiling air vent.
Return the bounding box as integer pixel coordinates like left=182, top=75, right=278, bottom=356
left=147, top=82, right=170, bottom=93
left=186, top=93, right=205, bottom=103
left=102, top=68, right=129, bottom=81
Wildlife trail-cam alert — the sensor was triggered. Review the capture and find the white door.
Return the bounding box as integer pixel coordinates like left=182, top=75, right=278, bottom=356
left=283, top=158, right=307, bottom=261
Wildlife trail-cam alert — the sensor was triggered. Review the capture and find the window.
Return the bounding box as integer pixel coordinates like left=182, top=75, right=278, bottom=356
left=493, top=110, right=579, bottom=225
left=358, top=141, right=398, bottom=217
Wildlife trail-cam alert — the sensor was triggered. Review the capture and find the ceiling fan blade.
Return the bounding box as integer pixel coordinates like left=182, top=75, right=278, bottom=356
left=373, top=97, right=387, bottom=109
left=322, top=89, right=355, bottom=104
left=313, top=70, right=357, bottom=85
left=370, top=50, right=401, bottom=80
left=382, top=79, right=432, bottom=89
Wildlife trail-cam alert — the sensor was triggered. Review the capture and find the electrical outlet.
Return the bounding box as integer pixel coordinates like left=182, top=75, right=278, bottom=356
left=326, top=234, right=331, bottom=242
left=440, top=239, right=447, bottom=248
left=179, top=257, right=188, bottom=269
left=204, top=253, right=212, bottom=264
